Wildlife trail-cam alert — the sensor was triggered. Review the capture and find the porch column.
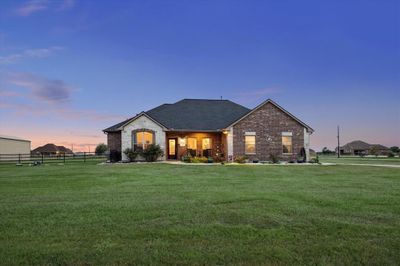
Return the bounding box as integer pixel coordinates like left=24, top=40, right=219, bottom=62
left=227, top=127, right=234, bottom=162
left=304, top=128, right=310, bottom=162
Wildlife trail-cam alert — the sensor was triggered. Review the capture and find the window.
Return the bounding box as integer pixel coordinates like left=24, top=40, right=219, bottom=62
left=202, top=138, right=211, bottom=150
left=134, top=131, right=154, bottom=150
left=282, top=133, right=292, bottom=154
left=245, top=135, right=256, bottom=154
left=187, top=138, right=197, bottom=150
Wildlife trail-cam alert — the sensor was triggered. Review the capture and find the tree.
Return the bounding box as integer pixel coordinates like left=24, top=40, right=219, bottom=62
left=322, top=147, right=330, bottom=154
left=95, top=143, right=107, bottom=155
left=390, top=146, right=399, bottom=154
left=369, top=146, right=379, bottom=157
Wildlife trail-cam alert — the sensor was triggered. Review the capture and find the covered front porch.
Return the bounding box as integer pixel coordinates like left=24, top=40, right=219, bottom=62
left=165, top=131, right=227, bottom=161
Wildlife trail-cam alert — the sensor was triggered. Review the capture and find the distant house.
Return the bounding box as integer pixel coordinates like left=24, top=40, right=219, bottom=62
left=336, top=140, right=390, bottom=155
left=31, top=143, right=73, bottom=155
left=0, top=135, right=31, bottom=155
left=103, top=98, right=314, bottom=162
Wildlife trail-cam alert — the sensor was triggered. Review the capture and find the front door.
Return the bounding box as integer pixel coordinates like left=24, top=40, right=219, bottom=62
left=168, top=138, right=177, bottom=159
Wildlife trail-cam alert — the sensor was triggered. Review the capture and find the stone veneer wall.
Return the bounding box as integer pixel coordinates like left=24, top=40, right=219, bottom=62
left=232, top=102, right=306, bottom=161
left=121, top=115, right=166, bottom=161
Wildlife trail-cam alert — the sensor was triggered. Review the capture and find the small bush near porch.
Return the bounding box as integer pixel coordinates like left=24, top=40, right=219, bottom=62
left=0, top=164, right=399, bottom=265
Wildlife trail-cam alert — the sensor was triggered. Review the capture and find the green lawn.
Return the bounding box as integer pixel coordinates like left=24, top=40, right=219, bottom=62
left=0, top=163, right=399, bottom=265
left=319, top=154, right=400, bottom=165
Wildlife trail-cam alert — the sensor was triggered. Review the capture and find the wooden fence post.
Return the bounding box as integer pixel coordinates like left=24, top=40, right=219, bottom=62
left=41, top=154, right=44, bottom=164
left=84, top=152, right=86, bottom=163
left=63, top=153, right=66, bottom=164
left=18, top=154, right=21, bottom=164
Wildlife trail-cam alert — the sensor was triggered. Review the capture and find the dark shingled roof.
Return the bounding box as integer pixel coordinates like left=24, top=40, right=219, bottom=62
left=32, top=143, right=73, bottom=154
left=339, top=140, right=389, bottom=151
left=104, top=99, right=250, bottom=132
left=146, top=99, right=251, bottom=130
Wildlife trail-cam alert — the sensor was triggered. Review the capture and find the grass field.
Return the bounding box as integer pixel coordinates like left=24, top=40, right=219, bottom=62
left=319, top=154, right=400, bottom=166
left=0, top=163, right=399, bottom=265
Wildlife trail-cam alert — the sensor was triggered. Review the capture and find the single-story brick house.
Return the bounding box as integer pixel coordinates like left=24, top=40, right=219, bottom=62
left=336, top=140, right=390, bottom=155
left=103, top=98, right=314, bottom=162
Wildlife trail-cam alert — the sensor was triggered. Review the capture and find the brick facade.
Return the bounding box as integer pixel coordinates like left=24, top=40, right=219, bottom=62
left=107, top=132, right=121, bottom=153
left=232, top=102, right=305, bottom=161
left=107, top=132, right=122, bottom=162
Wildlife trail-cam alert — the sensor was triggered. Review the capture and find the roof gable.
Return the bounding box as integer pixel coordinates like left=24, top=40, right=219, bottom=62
left=227, top=99, right=314, bottom=132
left=103, top=112, right=167, bottom=132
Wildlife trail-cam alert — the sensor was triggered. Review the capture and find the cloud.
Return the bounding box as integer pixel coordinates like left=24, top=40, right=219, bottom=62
left=14, top=0, right=75, bottom=16
left=57, top=0, right=75, bottom=11
left=0, top=46, right=63, bottom=64
left=7, top=72, right=72, bottom=103
left=0, top=90, right=22, bottom=98
left=14, top=0, right=48, bottom=16
left=0, top=100, right=124, bottom=122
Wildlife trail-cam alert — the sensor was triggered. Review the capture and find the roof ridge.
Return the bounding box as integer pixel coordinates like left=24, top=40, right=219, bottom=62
left=180, top=98, right=230, bottom=101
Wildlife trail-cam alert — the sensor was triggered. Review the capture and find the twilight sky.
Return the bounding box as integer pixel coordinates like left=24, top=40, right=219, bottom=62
left=0, top=0, right=399, bottom=152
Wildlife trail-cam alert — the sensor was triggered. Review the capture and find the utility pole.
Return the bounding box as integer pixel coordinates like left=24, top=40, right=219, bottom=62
left=337, top=125, right=340, bottom=158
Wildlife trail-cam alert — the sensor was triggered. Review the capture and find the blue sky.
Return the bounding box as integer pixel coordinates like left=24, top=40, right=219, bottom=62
left=0, top=0, right=399, bottom=151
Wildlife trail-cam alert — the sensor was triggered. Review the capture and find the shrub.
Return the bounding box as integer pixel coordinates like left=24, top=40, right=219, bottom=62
left=388, top=152, right=395, bottom=158
left=95, top=143, right=107, bottom=155
left=234, top=155, right=247, bottom=164
left=123, top=148, right=139, bottom=162
left=190, top=156, right=208, bottom=163
left=181, top=155, right=192, bottom=163
left=212, top=156, right=223, bottom=163
left=269, top=154, right=279, bottom=164
left=141, top=144, right=164, bottom=162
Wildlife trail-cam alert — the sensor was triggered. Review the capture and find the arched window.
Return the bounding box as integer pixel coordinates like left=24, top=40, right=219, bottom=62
left=133, top=130, right=154, bottom=150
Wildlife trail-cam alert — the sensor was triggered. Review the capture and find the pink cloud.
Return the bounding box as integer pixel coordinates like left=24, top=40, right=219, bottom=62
left=0, top=101, right=124, bottom=122
left=7, top=72, right=72, bottom=103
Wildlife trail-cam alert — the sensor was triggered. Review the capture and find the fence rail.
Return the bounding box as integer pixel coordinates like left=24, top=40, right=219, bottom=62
left=0, top=152, right=107, bottom=165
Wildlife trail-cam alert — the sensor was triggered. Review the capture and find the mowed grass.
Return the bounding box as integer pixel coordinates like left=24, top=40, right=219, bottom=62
left=319, top=154, right=400, bottom=165
left=0, top=163, right=399, bottom=265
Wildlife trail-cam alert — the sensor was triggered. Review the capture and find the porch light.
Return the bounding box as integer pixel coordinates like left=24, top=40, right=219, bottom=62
left=223, top=130, right=229, bottom=135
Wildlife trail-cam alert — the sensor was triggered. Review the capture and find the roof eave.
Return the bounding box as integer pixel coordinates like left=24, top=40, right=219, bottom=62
left=166, top=129, right=223, bottom=132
